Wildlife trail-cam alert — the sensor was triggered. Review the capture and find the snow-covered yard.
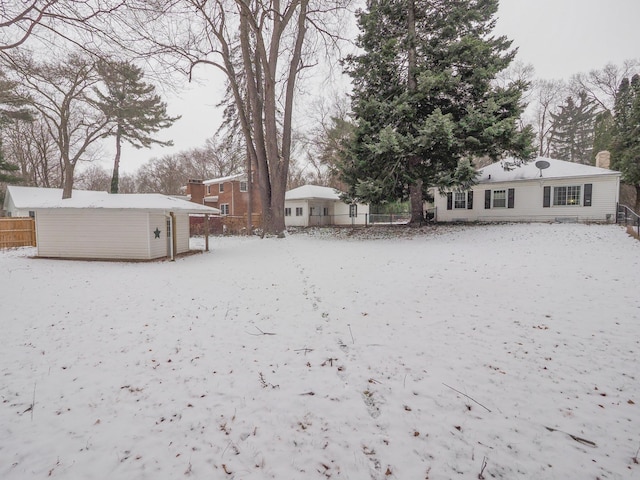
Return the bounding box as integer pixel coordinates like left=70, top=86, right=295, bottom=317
left=1, top=223, right=639, bottom=479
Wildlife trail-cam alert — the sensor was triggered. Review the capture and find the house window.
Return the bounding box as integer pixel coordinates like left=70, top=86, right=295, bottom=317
left=296, top=207, right=303, bottom=216
left=285, top=207, right=291, bottom=216
left=323, top=207, right=329, bottom=216
left=207, top=185, right=212, bottom=195
left=492, top=190, right=506, bottom=208
left=219, top=183, right=225, bottom=193
left=240, top=181, right=248, bottom=192
left=553, top=186, right=581, bottom=206
left=349, top=204, right=358, bottom=217
left=220, top=204, right=229, bottom=215
left=454, top=192, right=467, bottom=209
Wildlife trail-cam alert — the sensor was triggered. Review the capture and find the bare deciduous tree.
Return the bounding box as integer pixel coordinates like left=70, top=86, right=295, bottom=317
left=114, top=0, right=351, bottom=234
left=570, top=59, right=640, bottom=113
left=0, top=0, right=126, bottom=51
left=2, top=117, right=61, bottom=187
left=2, top=51, right=111, bottom=197
left=135, top=153, right=187, bottom=195
left=531, top=79, right=567, bottom=157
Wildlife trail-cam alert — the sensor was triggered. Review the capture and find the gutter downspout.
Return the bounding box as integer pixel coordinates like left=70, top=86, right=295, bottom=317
left=204, top=213, right=209, bottom=251
left=170, top=212, right=177, bottom=261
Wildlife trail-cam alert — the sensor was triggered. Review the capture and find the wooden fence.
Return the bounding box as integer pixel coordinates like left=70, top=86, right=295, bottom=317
left=0, top=217, right=36, bottom=248
left=190, top=213, right=263, bottom=236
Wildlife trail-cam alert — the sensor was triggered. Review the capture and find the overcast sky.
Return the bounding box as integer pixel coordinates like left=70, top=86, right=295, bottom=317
left=495, top=0, right=640, bottom=79
left=116, top=0, right=640, bottom=174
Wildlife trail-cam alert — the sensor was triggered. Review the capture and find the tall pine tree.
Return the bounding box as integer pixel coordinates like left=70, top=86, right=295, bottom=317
left=94, top=60, right=179, bottom=193
left=611, top=75, right=640, bottom=212
left=341, top=0, right=533, bottom=223
left=548, top=91, right=597, bottom=164
left=0, top=71, right=32, bottom=188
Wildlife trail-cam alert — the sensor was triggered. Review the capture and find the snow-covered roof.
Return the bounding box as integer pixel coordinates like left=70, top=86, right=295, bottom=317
left=203, top=173, right=246, bottom=186
left=285, top=185, right=342, bottom=201
left=477, top=157, right=620, bottom=184
left=5, top=186, right=219, bottom=214
left=4, top=185, right=108, bottom=210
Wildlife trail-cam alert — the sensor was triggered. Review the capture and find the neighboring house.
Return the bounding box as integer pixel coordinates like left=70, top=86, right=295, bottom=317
left=284, top=185, right=369, bottom=227
left=433, top=156, right=621, bottom=223
left=186, top=173, right=262, bottom=234
left=3, top=185, right=219, bottom=260
left=186, top=173, right=261, bottom=217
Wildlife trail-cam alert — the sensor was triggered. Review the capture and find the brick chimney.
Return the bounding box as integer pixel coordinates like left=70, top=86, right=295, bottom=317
left=595, top=151, right=611, bottom=169
left=187, top=179, right=205, bottom=204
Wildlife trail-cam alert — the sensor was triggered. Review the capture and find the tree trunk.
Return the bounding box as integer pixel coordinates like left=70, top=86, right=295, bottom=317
left=406, top=0, right=423, bottom=226
left=111, top=128, right=122, bottom=193
left=246, top=153, right=252, bottom=235
left=635, top=185, right=640, bottom=215
left=409, top=178, right=424, bottom=225
left=62, top=163, right=74, bottom=199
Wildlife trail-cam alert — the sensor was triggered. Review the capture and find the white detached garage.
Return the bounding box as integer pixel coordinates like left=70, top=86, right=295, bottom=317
left=29, top=192, right=219, bottom=260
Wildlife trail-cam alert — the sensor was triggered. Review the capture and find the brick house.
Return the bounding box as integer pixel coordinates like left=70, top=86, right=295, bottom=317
left=186, top=173, right=262, bottom=233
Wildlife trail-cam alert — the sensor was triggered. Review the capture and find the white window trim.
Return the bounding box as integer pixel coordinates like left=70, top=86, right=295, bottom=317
left=453, top=192, right=467, bottom=209
left=220, top=203, right=229, bottom=215
left=492, top=189, right=506, bottom=208
left=553, top=185, right=581, bottom=206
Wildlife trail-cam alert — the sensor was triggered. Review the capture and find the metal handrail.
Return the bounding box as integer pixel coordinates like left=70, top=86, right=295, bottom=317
left=617, top=204, right=640, bottom=237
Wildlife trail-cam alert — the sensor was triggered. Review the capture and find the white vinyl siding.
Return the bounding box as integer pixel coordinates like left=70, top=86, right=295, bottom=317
left=175, top=213, right=190, bottom=254
left=148, top=212, right=168, bottom=259
left=435, top=175, right=619, bottom=223
left=34, top=209, right=194, bottom=260
left=36, top=209, right=156, bottom=259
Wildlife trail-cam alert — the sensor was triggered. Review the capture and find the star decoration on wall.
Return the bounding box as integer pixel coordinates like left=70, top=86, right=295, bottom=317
left=154, top=227, right=161, bottom=239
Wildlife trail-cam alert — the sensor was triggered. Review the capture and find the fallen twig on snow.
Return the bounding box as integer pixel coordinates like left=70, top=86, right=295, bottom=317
left=544, top=426, right=597, bottom=447
left=294, top=348, right=313, bottom=354
left=442, top=383, right=492, bottom=413
left=248, top=326, right=276, bottom=336
left=478, top=456, right=488, bottom=479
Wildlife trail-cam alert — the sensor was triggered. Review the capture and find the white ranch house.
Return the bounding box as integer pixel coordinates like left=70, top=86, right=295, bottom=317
left=433, top=157, right=621, bottom=223
left=284, top=185, right=369, bottom=227
left=3, top=186, right=219, bottom=260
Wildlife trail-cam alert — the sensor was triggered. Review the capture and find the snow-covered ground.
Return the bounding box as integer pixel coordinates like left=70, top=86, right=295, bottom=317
left=1, top=223, right=639, bottom=479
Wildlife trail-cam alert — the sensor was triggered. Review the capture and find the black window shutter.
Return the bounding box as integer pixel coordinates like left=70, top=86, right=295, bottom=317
left=484, top=190, right=491, bottom=209
left=467, top=191, right=474, bottom=209
left=584, top=183, right=592, bottom=206
left=543, top=186, right=551, bottom=207
left=447, top=192, right=453, bottom=210
left=508, top=188, right=515, bottom=209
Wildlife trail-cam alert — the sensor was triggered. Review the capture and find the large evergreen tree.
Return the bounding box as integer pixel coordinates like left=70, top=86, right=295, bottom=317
left=548, top=90, right=597, bottom=164
left=341, top=0, right=533, bottom=223
left=94, top=60, right=179, bottom=193
left=592, top=110, right=615, bottom=160
left=611, top=75, right=640, bottom=212
left=0, top=71, right=32, bottom=188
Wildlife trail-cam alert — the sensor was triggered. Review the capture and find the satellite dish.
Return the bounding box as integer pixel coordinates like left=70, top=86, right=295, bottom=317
left=535, top=160, right=550, bottom=177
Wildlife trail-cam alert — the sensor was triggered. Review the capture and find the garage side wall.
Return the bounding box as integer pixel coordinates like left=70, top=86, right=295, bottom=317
left=148, top=212, right=168, bottom=259
left=36, top=209, right=161, bottom=260
left=175, top=213, right=190, bottom=254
